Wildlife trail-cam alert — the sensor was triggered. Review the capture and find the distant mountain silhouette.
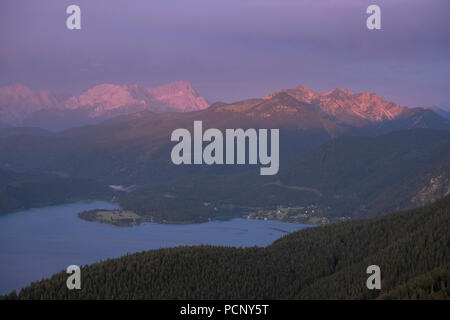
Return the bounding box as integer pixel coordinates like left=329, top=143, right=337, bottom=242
left=0, top=81, right=209, bottom=130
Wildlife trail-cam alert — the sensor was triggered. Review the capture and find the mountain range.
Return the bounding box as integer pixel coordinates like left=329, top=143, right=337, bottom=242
left=1, top=82, right=450, bottom=132
left=1, top=83, right=449, bottom=221
left=0, top=81, right=209, bottom=130
left=0, top=84, right=449, bottom=181
left=1, top=85, right=449, bottom=186
left=213, top=85, right=450, bottom=131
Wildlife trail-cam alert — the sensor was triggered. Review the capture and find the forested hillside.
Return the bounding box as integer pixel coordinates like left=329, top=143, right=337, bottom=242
left=6, top=195, right=450, bottom=300
left=0, top=169, right=106, bottom=214
left=119, top=129, right=450, bottom=223
left=2, top=129, right=449, bottom=223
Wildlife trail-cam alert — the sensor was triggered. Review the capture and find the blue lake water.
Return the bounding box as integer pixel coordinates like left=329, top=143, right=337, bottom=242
left=0, top=201, right=312, bottom=295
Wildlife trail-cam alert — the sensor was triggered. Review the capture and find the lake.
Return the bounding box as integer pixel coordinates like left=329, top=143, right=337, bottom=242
left=0, top=201, right=313, bottom=295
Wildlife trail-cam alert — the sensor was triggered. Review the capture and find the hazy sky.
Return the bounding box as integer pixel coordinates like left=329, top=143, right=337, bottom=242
left=1, top=0, right=449, bottom=108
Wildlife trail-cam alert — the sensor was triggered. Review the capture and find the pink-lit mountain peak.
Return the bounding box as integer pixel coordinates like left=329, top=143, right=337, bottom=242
left=64, top=84, right=145, bottom=111
left=325, top=87, right=353, bottom=98
left=263, top=85, right=405, bottom=122
left=64, top=81, right=209, bottom=112
left=147, top=80, right=209, bottom=112
left=264, top=85, right=319, bottom=103
left=0, top=84, right=62, bottom=111
left=0, top=80, right=209, bottom=117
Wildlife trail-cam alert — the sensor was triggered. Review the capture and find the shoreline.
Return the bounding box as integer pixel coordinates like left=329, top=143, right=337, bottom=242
left=1, top=199, right=327, bottom=226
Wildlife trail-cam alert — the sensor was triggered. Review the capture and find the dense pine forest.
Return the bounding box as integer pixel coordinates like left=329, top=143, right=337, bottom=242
left=4, top=195, right=450, bottom=300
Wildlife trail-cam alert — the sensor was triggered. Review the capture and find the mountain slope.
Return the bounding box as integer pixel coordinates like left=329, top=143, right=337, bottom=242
left=427, top=106, right=450, bottom=120
left=7, top=195, right=450, bottom=300
left=368, top=152, right=450, bottom=215
left=0, top=95, right=342, bottom=184
left=0, top=169, right=107, bottom=214
left=118, top=129, right=450, bottom=223
left=0, top=113, right=448, bottom=223
left=378, top=267, right=450, bottom=300
left=276, top=129, right=450, bottom=218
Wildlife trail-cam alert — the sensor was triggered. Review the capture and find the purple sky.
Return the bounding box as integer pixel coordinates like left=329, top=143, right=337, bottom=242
left=1, top=0, right=449, bottom=108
